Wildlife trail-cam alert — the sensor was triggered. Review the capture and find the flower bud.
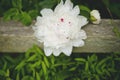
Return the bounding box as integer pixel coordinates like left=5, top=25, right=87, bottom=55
left=90, top=10, right=101, bottom=24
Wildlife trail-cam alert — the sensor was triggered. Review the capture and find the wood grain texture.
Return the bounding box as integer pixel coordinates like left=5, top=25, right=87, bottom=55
left=0, top=19, right=120, bottom=53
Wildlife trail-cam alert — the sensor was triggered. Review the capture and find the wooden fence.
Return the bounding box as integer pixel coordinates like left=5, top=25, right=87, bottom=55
left=0, top=19, right=120, bottom=53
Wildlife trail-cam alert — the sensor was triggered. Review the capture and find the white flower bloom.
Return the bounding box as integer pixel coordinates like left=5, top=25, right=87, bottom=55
left=33, top=0, right=88, bottom=56
left=90, top=10, right=101, bottom=24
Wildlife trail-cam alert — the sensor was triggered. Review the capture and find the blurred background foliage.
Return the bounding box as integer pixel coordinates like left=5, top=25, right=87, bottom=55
left=0, top=0, right=120, bottom=25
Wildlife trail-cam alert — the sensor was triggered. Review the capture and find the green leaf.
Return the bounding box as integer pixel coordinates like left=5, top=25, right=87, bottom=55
left=108, top=68, right=116, bottom=73
left=69, top=67, right=76, bottom=71
left=0, top=70, right=6, bottom=76
left=96, top=66, right=102, bottom=75
left=80, top=10, right=90, bottom=19
left=40, top=70, right=43, bottom=77
left=33, top=45, right=44, bottom=56
left=28, top=10, right=38, bottom=19
left=12, top=0, right=22, bottom=10
left=21, top=68, right=25, bottom=76
left=3, top=8, right=19, bottom=21
left=92, top=54, right=97, bottom=60
left=12, top=0, right=17, bottom=7
left=79, top=5, right=91, bottom=19
left=4, top=55, right=15, bottom=63
left=12, top=13, right=21, bottom=21
left=79, top=5, right=91, bottom=12
left=16, top=73, right=20, bottom=80
left=25, top=48, right=33, bottom=58
left=115, top=58, right=120, bottom=61
left=42, top=61, right=47, bottom=75
left=31, top=60, right=41, bottom=68
left=3, top=61, right=7, bottom=70
left=32, top=69, right=36, bottom=78
left=101, top=64, right=106, bottom=70
left=55, top=69, right=70, bottom=80
left=50, top=55, right=55, bottom=65
left=36, top=72, right=41, bottom=80
left=85, top=61, right=89, bottom=71
left=17, top=0, right=22, bottom=10
left=15, top=60, right=26, bottom=71
left=6, top=78, right=11, bottom=80
left=95, top=75, right=100, bottom=80
left=39, top=0, right=57, bottom=9
left=27, top=54, right=36, bottom=62
left=75, top=58, right=86, bottom=62
left=104, top=69, right=111, bottom=77
left=44, top=57, right=49, bottom=68
left=22, top=76, right=34, bottom=80
left=97, top=57, right=111, bottom=67
left=20, top=12, right=32, bottom=26
left=6, top=69, right=10, bottom=77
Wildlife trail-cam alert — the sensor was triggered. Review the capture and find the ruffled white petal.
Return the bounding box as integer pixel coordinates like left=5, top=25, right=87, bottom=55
left=54, top=0, right=63, bottom=13
left=78, top=30, right=87, bottom=39
left=72, top=39, right=84, bottom=47
left=64, top=0, right=73, bottom=10
left=72, top=6, right=80, bottom=15
left=44, top=47, right=53, bottom=56
left=78, top=16, right=88, bottom=27
left=62, top=45, right=73, bottom=56
left=41, top=9, right=53, bottom=16
left=34, top=16, right=42, bottom=26
left=53, top=48, right=61, bottom=56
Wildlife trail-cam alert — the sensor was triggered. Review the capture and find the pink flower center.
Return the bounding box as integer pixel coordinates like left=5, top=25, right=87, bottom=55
left=69, top=22, right=71, bottom=24
left=60, top=18, right=64, bottom=22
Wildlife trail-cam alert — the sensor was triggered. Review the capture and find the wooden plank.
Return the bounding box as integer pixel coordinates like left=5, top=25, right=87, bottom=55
left=0, top=19, right=120, bottom=53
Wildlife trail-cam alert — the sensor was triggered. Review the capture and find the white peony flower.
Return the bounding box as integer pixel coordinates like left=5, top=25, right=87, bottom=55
left=33, top=0, right=88, bottom=56
left=90, top=10, right=101, bottom=24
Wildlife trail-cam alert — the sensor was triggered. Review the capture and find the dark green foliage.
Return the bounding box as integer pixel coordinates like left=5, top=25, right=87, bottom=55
left=0, top=45, right=120, bottom=80
left=79, top=5, right=91, bottom=19
left=3, top=0, right=32, bottom=26
left=102, top=0, right=120, bottom=18
left=0, top=0, right=120, bottom=26
left=2, top=0, right=59, bottom=26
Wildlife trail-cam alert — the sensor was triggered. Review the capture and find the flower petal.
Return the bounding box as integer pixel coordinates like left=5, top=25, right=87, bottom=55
left=34, top=16, right=42, bottom=26
left=78, top=16, right=88, bottom=27
left=72, top=39, right=84, bottom=47
left=72, top=6, right=80, bottom=15
left=65, top=0, right=73, bottom=9
left=53, top=48, right=61, bottom=56
left=78, top=30, right=87, bottom=39
left=62, top=45, right=72, bottom=56
left=41, top=9, right=53, bottom=16
left=44, top=47, right=53, bottom=56
left=54, top=0, right=63, bottom=12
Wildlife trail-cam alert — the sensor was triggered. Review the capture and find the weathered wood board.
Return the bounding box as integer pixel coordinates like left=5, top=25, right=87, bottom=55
left=0, top=19, right=120, bottom=53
